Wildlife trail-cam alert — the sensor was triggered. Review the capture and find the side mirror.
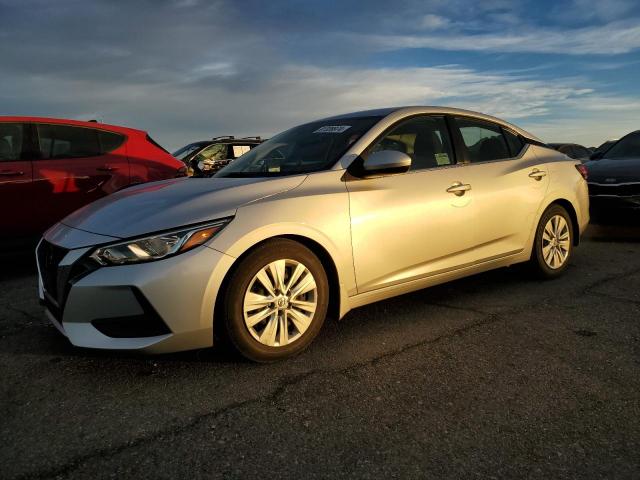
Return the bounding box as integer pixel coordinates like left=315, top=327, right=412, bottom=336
left=362, top=150, right=411, bottom=176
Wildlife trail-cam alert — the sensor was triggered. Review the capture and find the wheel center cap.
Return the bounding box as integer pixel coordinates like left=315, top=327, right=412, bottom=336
left=275, top=296, right=288, bottom=310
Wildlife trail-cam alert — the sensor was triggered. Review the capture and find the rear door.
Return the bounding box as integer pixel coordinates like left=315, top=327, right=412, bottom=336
left=32, top=123, right=129, bottom=232
left=0, top=122, right=34, bottom=239
left=450, top=116, right=549, bottom=260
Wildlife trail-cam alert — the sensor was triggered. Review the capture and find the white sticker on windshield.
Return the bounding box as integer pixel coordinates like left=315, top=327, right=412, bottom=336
left=313, top=125, right=351, bottom=134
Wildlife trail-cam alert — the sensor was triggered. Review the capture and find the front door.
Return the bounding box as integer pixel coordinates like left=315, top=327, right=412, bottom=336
left=347, top=115, right=477, bottom=294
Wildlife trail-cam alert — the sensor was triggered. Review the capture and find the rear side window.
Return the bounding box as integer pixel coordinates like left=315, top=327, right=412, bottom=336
left=98, top=130, right=125, bottom=153
left=36, top=124, right=101, bottom=159
left=453, top=117, right=510, bottom=163
left=503, top=129, right=524, bottom=157
left=0, top=123, right=24, bottom=161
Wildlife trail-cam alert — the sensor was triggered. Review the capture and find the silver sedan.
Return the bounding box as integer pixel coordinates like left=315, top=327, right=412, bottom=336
left=36, top=107, right=589, bottom=361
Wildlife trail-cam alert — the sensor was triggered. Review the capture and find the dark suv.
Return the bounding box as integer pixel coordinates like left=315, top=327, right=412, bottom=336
left=173, top=136, right=263, bottom=176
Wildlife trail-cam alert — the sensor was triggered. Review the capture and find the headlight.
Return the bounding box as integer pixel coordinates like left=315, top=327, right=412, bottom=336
left=90, top=219, right=231, bottom=266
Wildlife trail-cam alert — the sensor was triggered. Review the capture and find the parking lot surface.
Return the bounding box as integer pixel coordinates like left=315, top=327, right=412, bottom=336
left=1, top=224, right=639, bottom=479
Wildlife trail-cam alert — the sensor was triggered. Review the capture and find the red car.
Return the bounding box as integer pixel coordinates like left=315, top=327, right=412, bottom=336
left=0, top=117, right=186, bottom=242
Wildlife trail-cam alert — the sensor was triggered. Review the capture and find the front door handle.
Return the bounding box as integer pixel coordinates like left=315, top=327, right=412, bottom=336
left=0, top=170, right=25, bottom=176
left=529, top=169, right=547, bottom=180
left=446, top=182, right=472, bottom=196
left=96, top=165, right=116, bottom=172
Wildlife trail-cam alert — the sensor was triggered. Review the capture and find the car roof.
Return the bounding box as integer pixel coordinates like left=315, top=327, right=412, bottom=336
left=0, top=116, right=146, bottom=135
left=319, top=106, right=543, bottom=143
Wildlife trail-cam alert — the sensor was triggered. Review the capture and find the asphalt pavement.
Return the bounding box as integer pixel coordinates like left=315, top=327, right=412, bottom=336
left=1, top=224, right=639, bottom=479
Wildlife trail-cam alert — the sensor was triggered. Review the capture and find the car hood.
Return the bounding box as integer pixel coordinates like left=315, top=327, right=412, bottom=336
left=61, top=176, right=306, bottom=238
left=585, top=157, right=640, bottom=184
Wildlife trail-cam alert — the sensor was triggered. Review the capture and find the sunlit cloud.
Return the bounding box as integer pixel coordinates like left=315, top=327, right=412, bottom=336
left=358, top=20, right=640, bottom=55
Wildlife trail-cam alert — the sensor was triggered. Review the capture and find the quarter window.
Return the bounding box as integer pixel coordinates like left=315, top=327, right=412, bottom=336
left=36, top=124, right=101, bottom=159
left=503, top=129, right=524, bottom=157
left=98, top=130, right=125, bottom=153
left=369, top=116, right=455, bottom=171
left=0, top=123, right=24, bottom=161
left=454, top=118, right=510, bottom=163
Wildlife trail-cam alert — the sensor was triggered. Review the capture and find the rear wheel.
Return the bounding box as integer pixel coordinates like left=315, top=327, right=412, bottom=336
left=223, top=239, right=328, bottom=362
left=529, top=204, right=574, bottom=278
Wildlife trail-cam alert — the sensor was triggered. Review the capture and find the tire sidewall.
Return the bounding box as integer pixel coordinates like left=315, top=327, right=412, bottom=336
left=224, top=239, right=329, bottom=362
left=533, top=205, right=574, bottom=278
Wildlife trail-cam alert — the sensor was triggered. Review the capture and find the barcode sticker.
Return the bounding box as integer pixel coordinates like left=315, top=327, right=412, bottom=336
left=313, top=125, right=351, bottom=134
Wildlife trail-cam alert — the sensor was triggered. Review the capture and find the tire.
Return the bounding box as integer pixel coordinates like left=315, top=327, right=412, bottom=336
left=529, top=204, right=574, bottom=279
left=223, top=238, right=329, bottom=362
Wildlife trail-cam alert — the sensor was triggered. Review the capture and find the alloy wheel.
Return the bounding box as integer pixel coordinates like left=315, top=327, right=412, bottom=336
left=243, top=259, right=318, bottom=347
left=541, top=215, right=571, bottom=269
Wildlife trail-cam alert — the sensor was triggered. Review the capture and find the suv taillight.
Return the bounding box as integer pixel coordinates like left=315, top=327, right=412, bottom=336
left=575, top=164, right=588, bottom=180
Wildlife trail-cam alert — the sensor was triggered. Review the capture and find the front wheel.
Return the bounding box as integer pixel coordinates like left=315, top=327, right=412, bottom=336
left=529, top=204, right=574, bottom=279
left=223, top=239, right=329, bottom=362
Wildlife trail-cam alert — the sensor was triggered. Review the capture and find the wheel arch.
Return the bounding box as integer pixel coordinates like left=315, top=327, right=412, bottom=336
left=546, top=198, right=581, bottom=246
left=213, top=234, right=344, bottom=343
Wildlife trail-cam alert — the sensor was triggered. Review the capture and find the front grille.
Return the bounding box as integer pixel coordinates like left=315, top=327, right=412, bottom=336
left=589, top=182, right=640, bottom=197
left=37, top=240, right=100, bottom=319
left=37, top=240, right=69, bottom=301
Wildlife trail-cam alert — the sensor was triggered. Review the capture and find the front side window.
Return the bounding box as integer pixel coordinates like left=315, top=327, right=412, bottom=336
left=368, top=115, right=455, bottom=171
left=601, top=132, right=640, bottom=159
left=216, top=115, right=382, bottom=177
left=36, top=124, right=101, bottom=159
left=454, top=117, right=510, bottom=163
left=0, top=123, right=24, bottom=161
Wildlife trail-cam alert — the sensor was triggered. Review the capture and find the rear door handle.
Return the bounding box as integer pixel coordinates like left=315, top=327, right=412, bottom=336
left=96, top=166, right=116, bottom=172
left=0, top=170, right=24, bottom=176
left=529, top=169, right=547, bottom=180
left=446, top=182, right=472, bottom=196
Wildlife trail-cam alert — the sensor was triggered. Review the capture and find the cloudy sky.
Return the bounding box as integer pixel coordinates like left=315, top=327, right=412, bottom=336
left=1, top=0, right=639, bottom=150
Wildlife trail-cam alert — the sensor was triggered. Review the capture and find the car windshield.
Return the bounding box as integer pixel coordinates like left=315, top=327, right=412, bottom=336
left=172, top=142, right=205, bottom=160
left=215, top=116, right=382, bottom=177
left=604, top=132, right=640, bottom=159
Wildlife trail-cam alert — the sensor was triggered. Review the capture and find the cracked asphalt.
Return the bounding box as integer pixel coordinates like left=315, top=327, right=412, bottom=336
left=1, top=223, right=639, bottom=479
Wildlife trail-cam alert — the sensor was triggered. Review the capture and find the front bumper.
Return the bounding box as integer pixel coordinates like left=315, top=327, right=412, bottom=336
left=36, top=230, right=235, bottom=354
